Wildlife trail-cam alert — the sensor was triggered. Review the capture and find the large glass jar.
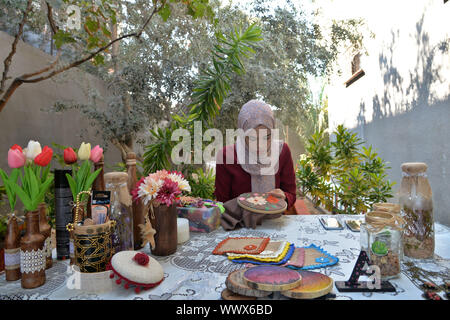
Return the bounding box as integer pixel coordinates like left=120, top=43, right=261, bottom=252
left=363, top=211, right=404, bottom=280
left=105, top=172, right=134, bottom=254
left=399, top=163, right=434, bottom=259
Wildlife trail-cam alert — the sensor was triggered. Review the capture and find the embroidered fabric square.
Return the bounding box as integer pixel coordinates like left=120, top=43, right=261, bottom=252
left=231, top=243, right=295, bottom=265
left=212, top=237, right=270, bottom=255
left=286, top=244, right=339, bottom=270
left=227, top=241, right=290, bottom=262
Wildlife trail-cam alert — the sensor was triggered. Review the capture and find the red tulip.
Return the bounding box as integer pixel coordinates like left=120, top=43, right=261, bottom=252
left=63, top=147, right=77, bottom=164
left=10, top=144, right=23, bottom=152
left=34, top=146, right=53, bottom=167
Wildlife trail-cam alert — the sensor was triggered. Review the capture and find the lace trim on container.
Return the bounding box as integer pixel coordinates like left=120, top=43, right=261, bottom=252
left=20, top=248, right=46, bottom=274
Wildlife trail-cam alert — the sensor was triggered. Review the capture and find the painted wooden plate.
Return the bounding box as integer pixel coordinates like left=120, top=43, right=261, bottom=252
left=237, top=192, right=287, bottom=215
left=221, top=288, right=257, bottom=300
left=243, top=265, right=302, bottom=291
left=226, top=269, right=272, bottom=297
left=281, top=270, right=333, bottom=299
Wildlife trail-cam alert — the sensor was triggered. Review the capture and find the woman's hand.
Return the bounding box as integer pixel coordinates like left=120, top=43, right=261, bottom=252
left=267, top=188, right=286, bottom=199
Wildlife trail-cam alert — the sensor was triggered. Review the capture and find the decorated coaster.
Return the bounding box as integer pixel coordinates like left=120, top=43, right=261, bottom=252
left=231, top=244, right=295, bottom=265
left=237, top=192, right=287, bottom=214
left=227, top=241, right=290, bottom=262
left=221, top=288, right=257, bottom=300
left=243, top=265, right=302, bottom=291
left=212, top=237, right=270, bottom=255
left=226, top=269, right=272, bottom=297
left=281, top=247, right=305, bottom=268
left=107, top=251, right=164, bottom=293
left=281, top=270, right=333, bottom=299
left=286, top=244, right=338, bottom=270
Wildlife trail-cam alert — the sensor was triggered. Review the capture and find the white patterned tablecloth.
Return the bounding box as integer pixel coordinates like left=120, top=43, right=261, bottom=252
left=1, top=215, right=449, bottom=300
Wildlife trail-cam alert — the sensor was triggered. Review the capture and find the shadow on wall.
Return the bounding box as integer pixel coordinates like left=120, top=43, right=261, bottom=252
left=355, top=14, right=450, bottom=226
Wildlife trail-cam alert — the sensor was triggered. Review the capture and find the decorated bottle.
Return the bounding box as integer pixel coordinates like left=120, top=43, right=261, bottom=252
left=105, top=172, right=134, bottom=254
left=20, top=210, right=46, bottom=289
left=126, top=152, right=144, bottom=249
left=38, top=203, right=53, bottom=269
left=399, top=162, right=434, bottom=259
left=5, top=214, right=21, bottom=281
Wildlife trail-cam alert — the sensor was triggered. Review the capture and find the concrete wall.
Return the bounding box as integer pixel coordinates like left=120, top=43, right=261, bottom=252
left=0, top=31, right=122, bottom=173
left=326, top=0, right=450, bottom=226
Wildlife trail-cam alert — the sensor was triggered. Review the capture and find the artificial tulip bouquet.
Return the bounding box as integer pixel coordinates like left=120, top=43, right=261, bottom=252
left=62, top=142, right=104, bottom=204
left=0, top=141, right=54, bottom=213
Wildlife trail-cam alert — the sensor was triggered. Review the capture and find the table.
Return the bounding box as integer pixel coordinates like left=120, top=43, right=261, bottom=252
left=1, top=215, right=449, bottom=300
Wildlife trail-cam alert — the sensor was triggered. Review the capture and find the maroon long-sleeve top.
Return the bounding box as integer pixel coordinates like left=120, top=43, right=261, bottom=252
left=214, top=143, right=297, bottom=208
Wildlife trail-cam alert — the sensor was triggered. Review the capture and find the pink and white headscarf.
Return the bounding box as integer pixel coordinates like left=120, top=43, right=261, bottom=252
left=235, top=100, right=284, bottom=193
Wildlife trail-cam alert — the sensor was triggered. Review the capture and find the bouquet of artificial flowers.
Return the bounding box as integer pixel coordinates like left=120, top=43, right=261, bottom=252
left=132, top=170, right=191, bottom=207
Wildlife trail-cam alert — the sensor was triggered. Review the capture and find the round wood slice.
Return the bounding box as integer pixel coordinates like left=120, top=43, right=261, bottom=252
left=237, top=192, right=287, bottom=215
left=221, top=289, right=257, bottom=300
left=226, top=269, right=272, bottom=297
left=281, top=270, right=333, bottom=299
left=243, top=266, right=302, bottom=291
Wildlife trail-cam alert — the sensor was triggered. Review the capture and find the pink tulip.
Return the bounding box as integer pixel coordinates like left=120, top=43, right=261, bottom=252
left=8, top=148, right=26, bottom=168
left=89, top=145, right=103, bottom=163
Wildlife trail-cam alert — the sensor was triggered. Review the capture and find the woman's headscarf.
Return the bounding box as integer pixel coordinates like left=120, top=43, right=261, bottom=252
left=235, top=100, right=284, bottom=193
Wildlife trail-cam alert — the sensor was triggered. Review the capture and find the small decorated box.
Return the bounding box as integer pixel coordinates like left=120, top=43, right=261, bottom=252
left=176, top=197, right=224, bottom=233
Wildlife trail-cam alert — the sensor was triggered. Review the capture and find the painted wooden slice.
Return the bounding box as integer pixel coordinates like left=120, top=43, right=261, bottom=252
left=226, top=269, right=272, bottom=297
left=237, top=192, right=287, bottom=214
left=221, top=289, right=257, bottom=300
left=281, top=270, right=333, bottom=299
left=243, top=265, right=302, bottom=291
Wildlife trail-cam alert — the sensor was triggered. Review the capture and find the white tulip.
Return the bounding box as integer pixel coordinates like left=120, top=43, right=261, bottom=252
left=25, top=140, right=42, bottom=160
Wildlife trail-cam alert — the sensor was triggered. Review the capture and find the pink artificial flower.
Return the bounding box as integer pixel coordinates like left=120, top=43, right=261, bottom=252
left=155, top=178, right=181, bottom=207
left=151, top=169, right=169, bottom=181
left=8, top=147, right=26, bottom=168
left=89, top=145, right=103, bottom=163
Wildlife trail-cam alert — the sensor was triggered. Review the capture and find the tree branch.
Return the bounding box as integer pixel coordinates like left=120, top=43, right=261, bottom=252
left=45, top=1, right=59, bottom=34
left=0, top=1, right=165, bottom=113
left=0, top=0, right=33, bottom=95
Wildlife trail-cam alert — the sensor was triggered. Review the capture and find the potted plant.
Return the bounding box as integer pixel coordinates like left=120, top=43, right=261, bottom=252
left=132, top=170, right=190, bottom=256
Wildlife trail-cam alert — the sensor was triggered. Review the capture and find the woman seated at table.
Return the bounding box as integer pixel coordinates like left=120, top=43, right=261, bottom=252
left=214, top=99, right=297, bottom=212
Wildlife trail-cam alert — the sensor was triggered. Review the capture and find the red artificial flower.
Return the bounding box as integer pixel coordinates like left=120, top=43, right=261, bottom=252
left=63, top=147, right=77, bottom=164
left=10, top=144, right=23, bottom=152
left=131, top=177, right=145, bottom=202
left=133, top=252, right=150, bottom=266
left=155, top=178, right=181, bottom=207
left=34, top=146, right=53, bottom=167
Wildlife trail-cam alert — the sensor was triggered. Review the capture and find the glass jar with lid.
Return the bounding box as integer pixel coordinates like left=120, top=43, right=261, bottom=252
left=105, top=172, right=134, bottom=254
left=399, top=163, right=434, bottom=260
left=362, top=211, right=404, bottom=280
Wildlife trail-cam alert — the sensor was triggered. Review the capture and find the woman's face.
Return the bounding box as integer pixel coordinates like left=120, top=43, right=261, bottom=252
left=245, top=125, right=272, bottom=155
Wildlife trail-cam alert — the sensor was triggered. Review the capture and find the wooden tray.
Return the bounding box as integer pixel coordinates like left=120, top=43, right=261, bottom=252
left=243, top=266, right=302, bottom=291
left=237, top=192, right=287, bottom=215
left=226, top=269, right=272, bottom=297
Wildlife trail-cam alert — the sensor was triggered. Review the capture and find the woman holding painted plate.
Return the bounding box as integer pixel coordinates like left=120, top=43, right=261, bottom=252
left=214, top=100, right=296, bottom=229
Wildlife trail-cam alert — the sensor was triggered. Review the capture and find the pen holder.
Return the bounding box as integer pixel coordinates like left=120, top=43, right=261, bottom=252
left=67, top=191, right=116, bottom=273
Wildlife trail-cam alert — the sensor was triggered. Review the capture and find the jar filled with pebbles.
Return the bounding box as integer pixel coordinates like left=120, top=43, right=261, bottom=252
left=363, top=211, right=405, bottom=280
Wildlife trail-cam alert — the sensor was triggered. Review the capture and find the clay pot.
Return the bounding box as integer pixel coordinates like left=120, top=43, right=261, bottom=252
left=149, top=203, right=177, bottom=256
left=21, top=210, right=46, bottom=289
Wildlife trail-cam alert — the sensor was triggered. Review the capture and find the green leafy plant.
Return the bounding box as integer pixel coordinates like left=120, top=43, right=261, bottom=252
left=5, top=166, right=54, bottom=212
left=143, top=23, right=262, bottom=174
left=65, top=160, right=101, bottom=203
left=188, top=168, right=216, bottom=200
left=296, top=125, right=395, bottom=214
left=0, top=168, right=20, bottom=212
